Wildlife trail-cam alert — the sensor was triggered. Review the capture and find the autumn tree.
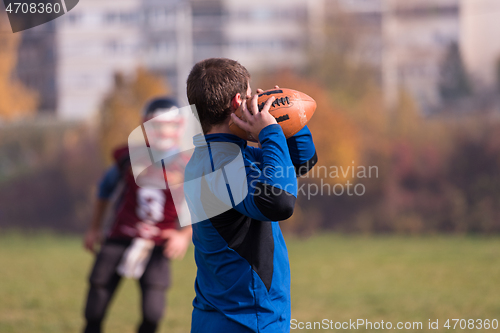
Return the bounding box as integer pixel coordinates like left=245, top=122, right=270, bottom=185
left=439, top=42, right=471, bottom=100
left=0, top=14, right=38, bottom=120
left=99, top=67, right=170, bottom=165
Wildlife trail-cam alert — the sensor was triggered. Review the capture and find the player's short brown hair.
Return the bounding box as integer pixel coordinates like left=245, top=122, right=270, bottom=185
left=187, top=58, right=250, bottom=134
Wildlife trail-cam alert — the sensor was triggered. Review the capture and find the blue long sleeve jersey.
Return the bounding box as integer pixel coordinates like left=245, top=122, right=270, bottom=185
left=97, top=165, right=120, bottom=200
left=184, top=124, right=317, bottom=333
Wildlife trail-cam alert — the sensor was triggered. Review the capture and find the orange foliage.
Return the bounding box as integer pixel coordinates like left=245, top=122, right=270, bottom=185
left=0, top=15, right=38, bottom=120
left=99, top=67, right=170, bottom=164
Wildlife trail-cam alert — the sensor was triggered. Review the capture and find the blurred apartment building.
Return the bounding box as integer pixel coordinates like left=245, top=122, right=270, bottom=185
left=460, top=0, right=500, bottom=90
left=16, top=0, right=318, bottom=120
left=14, top=0, right=500, bottom=119
left=331, top=0, right=460, bottom=113
left=15, top=0, right=144, bottom=119
left=190, top=0, right=312, bottom=70
left=334, top=0, right=500, bottom=113
left=383, top=0, right=461, bottom=113
left=15, top=21, right=58, bottom=115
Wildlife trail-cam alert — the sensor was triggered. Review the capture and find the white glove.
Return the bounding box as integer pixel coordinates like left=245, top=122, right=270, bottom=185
left=116, top=238, right=155, bottom=279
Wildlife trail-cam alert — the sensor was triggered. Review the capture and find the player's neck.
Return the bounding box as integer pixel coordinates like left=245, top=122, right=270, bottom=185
left=206, top=118, right=232, bottom=135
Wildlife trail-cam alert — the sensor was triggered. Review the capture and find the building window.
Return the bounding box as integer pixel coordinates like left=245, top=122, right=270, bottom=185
left=104, top=12, right=118, bottom=24
left=145, top=9, right=171, bottom=25
left=120, top=12, right=137, bottom=24
left=106, top=40, right=127, bottom=54
left=67, top=13, right=81, bottom=24
left=150, top=41, right=175, bottom=55
left=250, top=8, right=272, bottom=21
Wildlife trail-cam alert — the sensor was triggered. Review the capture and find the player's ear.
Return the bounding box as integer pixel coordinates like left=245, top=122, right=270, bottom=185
left=231, top=93, right=242, bottom=111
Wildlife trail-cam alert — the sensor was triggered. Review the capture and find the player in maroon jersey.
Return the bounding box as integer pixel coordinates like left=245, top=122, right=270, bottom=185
left=82, top=97, right=192, bottom=333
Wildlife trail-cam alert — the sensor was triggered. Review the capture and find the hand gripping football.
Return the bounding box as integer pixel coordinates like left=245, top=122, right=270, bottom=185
left=229, top=88, right=317, bottom=142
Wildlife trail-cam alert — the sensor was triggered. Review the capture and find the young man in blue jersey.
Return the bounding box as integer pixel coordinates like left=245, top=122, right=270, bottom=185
left=185, top=58, right=317, bottom=333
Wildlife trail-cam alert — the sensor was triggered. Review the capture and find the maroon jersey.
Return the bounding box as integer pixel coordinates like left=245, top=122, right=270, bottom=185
left=107, top=146, right=185, bottom=246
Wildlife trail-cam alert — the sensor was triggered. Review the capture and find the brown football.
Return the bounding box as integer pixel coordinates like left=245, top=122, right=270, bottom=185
left=229, top=88, right=317, bottom=142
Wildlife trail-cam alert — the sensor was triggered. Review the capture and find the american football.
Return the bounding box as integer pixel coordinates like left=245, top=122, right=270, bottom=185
left=229, top=88, right=317, bottom=141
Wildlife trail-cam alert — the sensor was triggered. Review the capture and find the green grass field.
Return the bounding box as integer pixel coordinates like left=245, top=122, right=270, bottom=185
left=0, top=233, right=499, bottom=332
